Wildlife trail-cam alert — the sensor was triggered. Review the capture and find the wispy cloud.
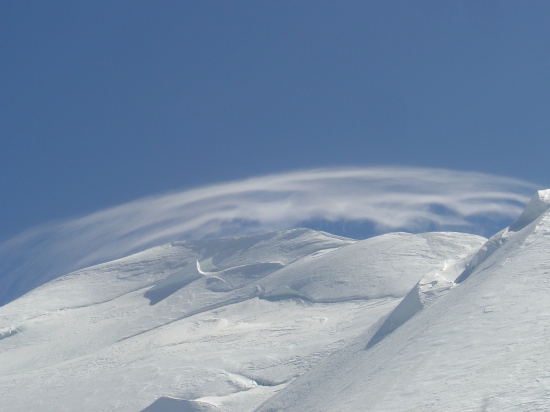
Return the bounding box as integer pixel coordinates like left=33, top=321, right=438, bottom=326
left=0, top=167, right=538, bottom=305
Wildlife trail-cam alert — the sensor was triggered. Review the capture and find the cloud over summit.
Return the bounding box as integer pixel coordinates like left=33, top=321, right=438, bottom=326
left=0, top=167, right=538, bottom=306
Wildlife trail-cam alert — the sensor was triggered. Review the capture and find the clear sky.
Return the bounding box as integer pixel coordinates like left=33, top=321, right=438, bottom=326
left=2, top=1, right=550, bottom=242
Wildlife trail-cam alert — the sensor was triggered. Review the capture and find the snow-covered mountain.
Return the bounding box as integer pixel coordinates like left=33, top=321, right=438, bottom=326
left=258, top=189, right=550, bottom=412
left=2, top=190, right=550, bottom=411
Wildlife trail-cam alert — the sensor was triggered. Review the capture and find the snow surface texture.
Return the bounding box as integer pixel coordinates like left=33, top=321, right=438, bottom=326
left=257, top=189, right=550, bottom=412
left=0, top=227, right=485, bottom=411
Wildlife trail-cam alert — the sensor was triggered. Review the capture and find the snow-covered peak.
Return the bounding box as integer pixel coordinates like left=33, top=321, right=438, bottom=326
left=456, top=189, right=550, bottom=284
left=509, top=189, right=550, bottom=232
left=256, top=190, right=550, bottom=412
left=0, top=228, right=484, bottom=411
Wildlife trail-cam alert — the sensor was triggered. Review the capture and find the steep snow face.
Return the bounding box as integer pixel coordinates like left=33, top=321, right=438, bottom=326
left=457, top=189, right=550, bottom=284
left=257, top=193, right=550, bottom=412
left=509, top=189, right=550, bottom=231
left=0, top=228, right=484, bottom=412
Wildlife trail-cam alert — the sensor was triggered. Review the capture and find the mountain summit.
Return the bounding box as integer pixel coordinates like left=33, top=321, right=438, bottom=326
left=3, top=191, right=550, bottom=411
left=258, top=190, right=550, bottom=412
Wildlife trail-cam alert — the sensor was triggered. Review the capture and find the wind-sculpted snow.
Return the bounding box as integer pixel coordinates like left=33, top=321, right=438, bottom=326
left=456, top=189, right=550, bottom=284
left=366, top=245, right=475, bottom=349
left=0, top=228, right=484, bottom=411
left=256, top=232, right=480, bottom=302
left=256, top=190, right=550, bottom=412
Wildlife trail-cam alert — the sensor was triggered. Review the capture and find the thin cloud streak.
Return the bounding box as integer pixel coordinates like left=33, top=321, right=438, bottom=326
left=0, top=167, right=539, bottom=306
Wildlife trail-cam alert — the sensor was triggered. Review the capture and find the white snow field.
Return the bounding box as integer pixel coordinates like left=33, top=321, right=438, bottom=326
left=257, top=190, right=550, bottom=412
left=0, top=225, right=487, bottom=411
left=7, top=188, right=550, bottom=412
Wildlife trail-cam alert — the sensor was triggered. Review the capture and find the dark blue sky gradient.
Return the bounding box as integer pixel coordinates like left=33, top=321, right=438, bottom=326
left=2, top=1, right=550, bottom=240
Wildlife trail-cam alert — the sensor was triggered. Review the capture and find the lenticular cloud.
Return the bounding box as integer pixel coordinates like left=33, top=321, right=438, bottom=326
left=0, top=167, right=538, bottom=306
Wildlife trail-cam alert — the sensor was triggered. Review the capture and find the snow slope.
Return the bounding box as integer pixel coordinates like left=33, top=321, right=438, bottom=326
left=0, top=227, right=484, bottom=411
left=257, top=190, right=550, bottom=412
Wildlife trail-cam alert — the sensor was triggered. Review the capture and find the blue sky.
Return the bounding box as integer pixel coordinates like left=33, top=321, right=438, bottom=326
left=2, top=1, right=550, bottom=242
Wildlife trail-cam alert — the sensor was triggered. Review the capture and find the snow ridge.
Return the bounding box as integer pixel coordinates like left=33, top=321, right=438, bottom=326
left=0, top=227, right=485, bottom=411
left=456, top=189, right=550, bottom=284
left=257, top=189, right=550, bottom=412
